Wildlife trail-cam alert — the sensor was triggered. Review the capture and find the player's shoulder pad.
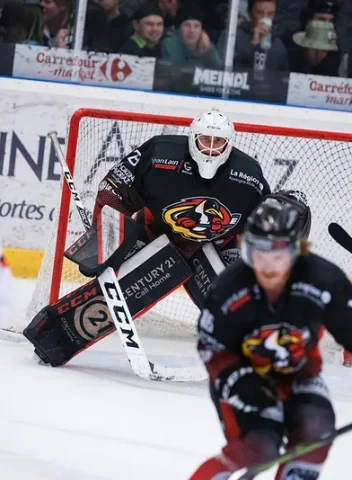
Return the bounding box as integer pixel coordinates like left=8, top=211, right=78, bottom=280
left=229, top=146, right=265, bottom=173
left=209, top=259, right=253, bottom=302
left=150, top=134, right=188, bottom=146
left=299, top=252, right=348, bottom=286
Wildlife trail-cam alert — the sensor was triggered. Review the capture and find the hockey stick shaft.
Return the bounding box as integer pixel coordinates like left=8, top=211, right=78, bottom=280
left=230, top=421, right=352, bottom=479
left=48, top=131, right=91, bottom=231
left=328, top=222, right=352, bottom=255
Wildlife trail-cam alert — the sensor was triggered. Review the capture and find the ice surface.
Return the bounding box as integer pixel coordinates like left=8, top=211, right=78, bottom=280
left=2, top=279, right=352, bottom=479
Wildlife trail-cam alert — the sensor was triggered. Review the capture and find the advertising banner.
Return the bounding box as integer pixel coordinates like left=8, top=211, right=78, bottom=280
left=0, top=100, right=65, bottom=250
left=287, top=73, right=352, bottom=111
left=12, top=45, right=155, bottom=90
left=154, top=61, right=289, bottom=104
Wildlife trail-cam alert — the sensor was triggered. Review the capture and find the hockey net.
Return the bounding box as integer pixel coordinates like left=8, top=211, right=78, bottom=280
left=26, top=109, right=352, bottom=361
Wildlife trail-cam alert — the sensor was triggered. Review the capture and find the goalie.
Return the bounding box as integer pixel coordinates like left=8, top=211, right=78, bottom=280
left=24, top=109, right=307, bottom=372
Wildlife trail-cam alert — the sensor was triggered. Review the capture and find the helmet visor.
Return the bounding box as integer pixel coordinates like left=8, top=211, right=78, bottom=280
left=241, top=232, right=299, bottom=271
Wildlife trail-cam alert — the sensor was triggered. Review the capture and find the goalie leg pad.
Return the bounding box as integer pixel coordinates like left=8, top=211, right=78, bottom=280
left=184, top=242, right=226, bottom=308
left=24, top=235, right=192, bottom=366
left=24, top=279, right=113, bottom=366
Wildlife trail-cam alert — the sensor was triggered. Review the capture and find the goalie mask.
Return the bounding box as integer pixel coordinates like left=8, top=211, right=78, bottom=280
left=241, top=199, right=303, bottom=270
left=188, top=109, right=233, bottom=179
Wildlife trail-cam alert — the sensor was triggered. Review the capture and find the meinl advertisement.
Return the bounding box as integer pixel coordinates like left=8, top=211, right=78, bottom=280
left=287, top=73, right=352, bottom=111
left=12, top=45, right=155, bottom=90
left=154, top=61, right=289, bottom=104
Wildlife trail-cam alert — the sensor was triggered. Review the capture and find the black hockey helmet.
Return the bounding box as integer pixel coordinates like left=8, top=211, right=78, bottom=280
left=265, top=190, right=312, bottom=238
left=241, top=198, right=303, bottom=268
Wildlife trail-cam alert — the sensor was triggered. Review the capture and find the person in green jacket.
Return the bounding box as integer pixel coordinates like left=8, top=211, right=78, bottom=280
left=119, top=1, right=164, bottom=58
left=161, top=5, right=222, bottom=69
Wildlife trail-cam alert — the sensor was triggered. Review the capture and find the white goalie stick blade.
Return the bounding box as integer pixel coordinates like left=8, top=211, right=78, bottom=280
left=98, top=267, right=208, bottom=382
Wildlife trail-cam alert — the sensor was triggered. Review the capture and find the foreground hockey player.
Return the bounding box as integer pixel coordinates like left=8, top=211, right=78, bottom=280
left=191, top=199, right=352, bottom=479
left=25, top=108, right=276, bottom=368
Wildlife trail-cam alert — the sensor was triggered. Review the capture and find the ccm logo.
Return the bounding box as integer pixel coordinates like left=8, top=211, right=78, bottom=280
left=104, top=281, right=140, bottom=349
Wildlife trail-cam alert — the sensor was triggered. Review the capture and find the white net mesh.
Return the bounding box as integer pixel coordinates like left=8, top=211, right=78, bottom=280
left=26, top=110, right=352, bottom=347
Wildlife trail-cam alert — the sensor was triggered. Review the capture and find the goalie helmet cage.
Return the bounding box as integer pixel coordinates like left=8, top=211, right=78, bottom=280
left=27, top=108, right=352, bottom=363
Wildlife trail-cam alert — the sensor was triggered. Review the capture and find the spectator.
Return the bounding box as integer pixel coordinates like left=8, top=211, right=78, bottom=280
left=336, top=0, right=352, bottom=56
left=157, top=0, right=179, bottom=33
left=161, top=5, right=221, bottom=69
left=300, top=0, right=337, bottom=29
left=291, top=20, right=339, bottom=76
left=2, top=2, right=44, bottom=45
left=238, top=0, right=250, bottom=25
left=120, top=0, right=145, bottom=19
left=40, top=0, right=73, bottom=48
left=219, top=0, right=288, bottom=73
left=83, top=0, right=131, bottom=53
left=187, top=0, right=228, bottom=45
left=288, top=0, right=341, bottom=76
left=119, top=2, right=164, bottom=57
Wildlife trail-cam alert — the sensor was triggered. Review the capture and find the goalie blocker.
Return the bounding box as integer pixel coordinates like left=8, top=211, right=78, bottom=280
left=24, top=233, right=225, bottom=367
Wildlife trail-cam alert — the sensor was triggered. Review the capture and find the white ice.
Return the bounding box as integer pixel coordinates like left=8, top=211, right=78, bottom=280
left=2, top=279, right=352, bottom=479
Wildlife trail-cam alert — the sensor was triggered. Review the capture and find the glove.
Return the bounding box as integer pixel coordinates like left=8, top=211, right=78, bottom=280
left=216, top=366, right=278, bottom=412
left=242, top=325, right=307, bottom=375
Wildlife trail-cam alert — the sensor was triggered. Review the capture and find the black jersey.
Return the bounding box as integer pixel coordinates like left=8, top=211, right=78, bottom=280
left=198, top=252, right=352, bottom=382
left=94, top=135, right=271, bottom=257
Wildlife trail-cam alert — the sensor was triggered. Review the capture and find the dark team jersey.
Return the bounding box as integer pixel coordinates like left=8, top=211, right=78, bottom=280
left=198, top=252, right=352, bottom=384
left=93, top=135, right=271, bottom=257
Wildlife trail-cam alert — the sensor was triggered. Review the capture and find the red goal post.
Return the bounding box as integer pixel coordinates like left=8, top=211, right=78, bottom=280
left=27, top=107, right=352, bottom=361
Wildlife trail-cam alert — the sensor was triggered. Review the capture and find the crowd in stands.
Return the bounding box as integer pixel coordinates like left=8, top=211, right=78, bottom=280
left=0, top=0, right=351, bottom=78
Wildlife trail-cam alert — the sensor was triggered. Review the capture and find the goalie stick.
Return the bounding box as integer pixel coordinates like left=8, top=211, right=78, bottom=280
left=229, top=420, right=352, bottom=480
left=48, top=131, right=207, bottom=382
left=48, top=131, right=91, bottom=231
left=328, top=222, right=352, bottom=255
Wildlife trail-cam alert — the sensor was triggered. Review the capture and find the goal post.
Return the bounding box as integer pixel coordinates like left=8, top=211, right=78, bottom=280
left=25, top=108, right=352, bottom=363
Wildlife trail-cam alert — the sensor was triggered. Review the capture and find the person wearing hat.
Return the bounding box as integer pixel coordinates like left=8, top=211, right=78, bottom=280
left=284, top=0, right=341, bottom=77
left=161, top=5, right=221, bottom=69
left=291, top=19, right=340, bottom=76
left=119, top=1, right=164, bottom=57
